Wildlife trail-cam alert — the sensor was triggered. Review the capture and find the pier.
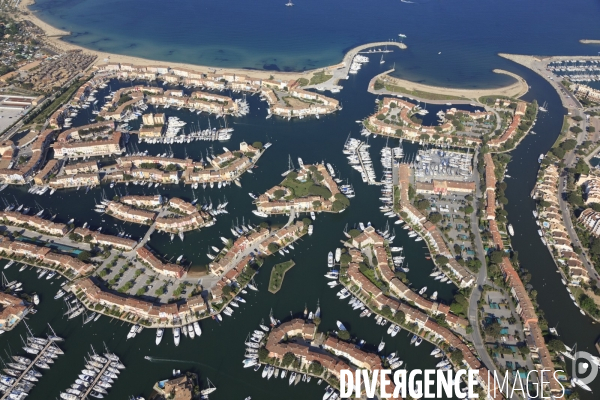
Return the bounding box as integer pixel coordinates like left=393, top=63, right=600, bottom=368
left=356, top=142, right=378, bottom=185
left=80, top=361, right=111, bottom=399
left=0, top=340, right=62, bottom=400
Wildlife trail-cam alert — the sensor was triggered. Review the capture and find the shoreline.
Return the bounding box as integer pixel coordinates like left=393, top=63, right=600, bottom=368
left=15, top=0, right=405, bottom=82
left=498, top=53, right=600, bottom=109
left=369, top=68, right=529, bottom=101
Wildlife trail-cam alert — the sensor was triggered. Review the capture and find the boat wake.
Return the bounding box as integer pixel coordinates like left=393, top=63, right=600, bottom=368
left=144, top=356, right=203, bottom=364
left=400, top=0, right=415, bottom=3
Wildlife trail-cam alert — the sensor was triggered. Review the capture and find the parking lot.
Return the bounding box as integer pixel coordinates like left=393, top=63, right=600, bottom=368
left=97, top=256, right=198, bottom=303
left=426, top=193, right=475, bottom=257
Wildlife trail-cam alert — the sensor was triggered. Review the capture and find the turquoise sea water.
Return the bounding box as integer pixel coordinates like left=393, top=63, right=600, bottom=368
left=31, top=0, right=600, bottom=85
left=6, top=0, right=600, bottom=399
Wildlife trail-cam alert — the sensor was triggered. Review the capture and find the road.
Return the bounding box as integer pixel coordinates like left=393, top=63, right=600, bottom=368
left=466, top=150, right=505, bottom=382
left=0, top=72, right=83, bottom=140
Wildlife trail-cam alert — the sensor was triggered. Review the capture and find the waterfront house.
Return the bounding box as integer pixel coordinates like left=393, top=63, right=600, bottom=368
left=106, top=202, right=157, bottom=225
left=0, top=293, right=27, bottom=331
left=0, top=211, right=68, bottom=236
left=73, top=227, right=137, bottom=251
left=136, top=247, right=185, bottom=279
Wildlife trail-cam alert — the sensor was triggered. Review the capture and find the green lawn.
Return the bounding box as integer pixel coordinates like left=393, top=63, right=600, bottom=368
left=310, top=71, right=333, bottom=85
left=282, top=177, right=313, bottom=198
left=383, top=83, right=466, bottom=101
left=268, top=260, right=295, bottom=293
left=30, top=77, right=88, bottom=125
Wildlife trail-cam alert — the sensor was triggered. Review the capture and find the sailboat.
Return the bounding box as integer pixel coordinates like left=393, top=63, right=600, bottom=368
left=285, top=0, right=294, bottom=6
left=200, top=378, right=217, bottom=395
left=281, top=155, right=295, bottom=177
left=247, top=278, right=258, bottom=291
left=380, top=54, right=385, bottom=64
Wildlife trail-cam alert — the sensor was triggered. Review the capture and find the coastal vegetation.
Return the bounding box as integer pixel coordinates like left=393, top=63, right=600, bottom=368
left=26, top=77, right=88, bottom=125
left=309, top=71, right=332, bottom=85
left=375, top=79, right=465, bottom=101
left=268, top=260, right=295, bottom=293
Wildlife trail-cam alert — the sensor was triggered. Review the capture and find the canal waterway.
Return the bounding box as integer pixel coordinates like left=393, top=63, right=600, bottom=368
left=2, top=58, right=460, bottom=400
left=6, top=0, right=600, bottom=396
left=3, top=53, right=598, bottom=399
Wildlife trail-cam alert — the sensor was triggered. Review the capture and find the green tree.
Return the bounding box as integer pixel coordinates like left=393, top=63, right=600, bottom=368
left=567, top=191, right=584, bottom=207
left=547, top=339, right=566, bottom=353
left=77, top=251, right=91, bottom=262
left=570, top=126, right=583, bottom=134
left=281, top=352, right=296, bottom=367
left=415, top=199, right=430, bottom=210
left=551, top=147, right=566, bottom=159
left=268, top=243, right=280, bottom=253
left=348, top=229, right=362, bottom=238
left=450, top=350, right=464, bottom=364
left=273, top=189, right=285, bottom=199
left=484, top=321, right=503, bottom=339
left=436, top=255, right=449, bottom=266
left=337, top=330, right=350, bottom=340
left=560, top=139, right=577, bottom=151
left=489, top=251, right=505, bottom=264
left=574, top=159, right=590, bottom=175
left=428, top=212, right=443, bottom=224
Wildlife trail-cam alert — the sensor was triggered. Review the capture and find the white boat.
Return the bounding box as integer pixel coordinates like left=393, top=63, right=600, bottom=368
left=377, top=339, right=385, bottom=352
left=252, top=210, right=268, bottom=218
left=155, top=328, right=163, bottom=345
left=193, top=322, right=202, bottom=336
left=335, top=248, right=341, bottom=263
left=323, top=386, right=335, bottom=400
left=310, top=211, right=316, bottom=221
left=327, top=252, right=334, bottom=267
left=33, top=294, right=39, bottom=305
left=508, top=224, right=514, bottom=236
left=418, top=286, right=427, bottom=295
left=126, top=325, right=137, bottom=340
left=200, top=378, right=217, bottom=395
left=173, top=327, right=181, bottom=346
left=336, top=321, right=347, bottom=331
left=571, top=378, right=592, bottom=392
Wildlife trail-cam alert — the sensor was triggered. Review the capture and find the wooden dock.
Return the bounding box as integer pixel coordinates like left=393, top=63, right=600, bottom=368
left=80, top=361, right=112, bottom=399
left=0, top=340, right=62, bottom=400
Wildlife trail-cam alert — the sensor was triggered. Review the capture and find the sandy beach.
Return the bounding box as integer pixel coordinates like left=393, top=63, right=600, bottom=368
left=498, top=53, right=594, bottom=109
left=16, top=0, right=405, bottom=82
left=372, top=68, right=529, bottom=100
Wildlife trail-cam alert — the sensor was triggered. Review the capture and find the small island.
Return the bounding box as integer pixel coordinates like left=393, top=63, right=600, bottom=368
left=255, top=161, right=350, bottom=215
left=268, top=260, right=295, bottom=293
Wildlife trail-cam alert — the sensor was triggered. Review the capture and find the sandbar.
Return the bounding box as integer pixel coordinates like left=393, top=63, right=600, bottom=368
left=369, top=68, right=528, bottom=102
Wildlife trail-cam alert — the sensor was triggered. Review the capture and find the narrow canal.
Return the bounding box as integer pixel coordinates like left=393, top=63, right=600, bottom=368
left=0, top=51, right=597, bottom=400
